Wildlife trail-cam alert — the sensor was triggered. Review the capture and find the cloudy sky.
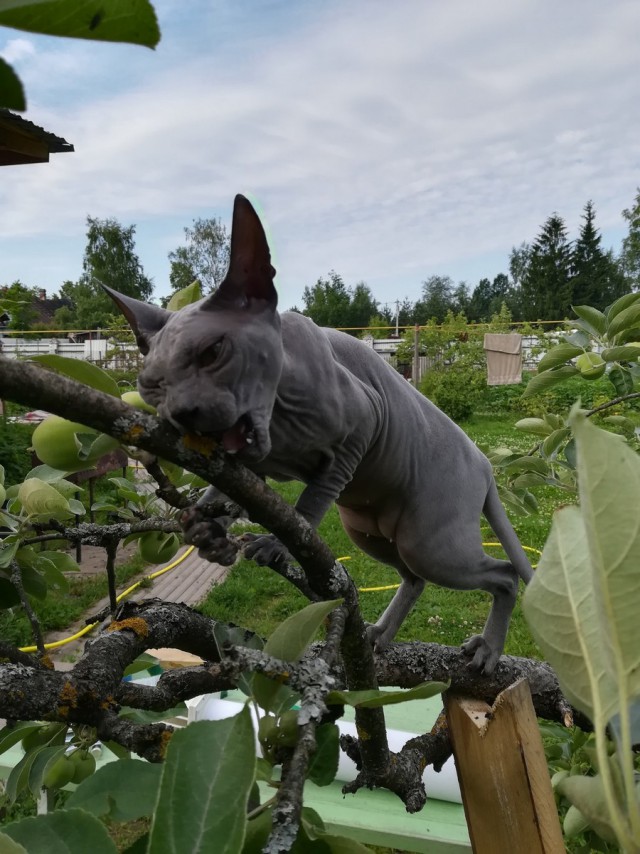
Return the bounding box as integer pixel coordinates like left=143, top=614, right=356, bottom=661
left=1, top=0, right=638, bottom=313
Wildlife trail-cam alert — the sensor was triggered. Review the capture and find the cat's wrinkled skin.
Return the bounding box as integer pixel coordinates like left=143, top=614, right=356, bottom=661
left=105, top=195, right=533, bottom=674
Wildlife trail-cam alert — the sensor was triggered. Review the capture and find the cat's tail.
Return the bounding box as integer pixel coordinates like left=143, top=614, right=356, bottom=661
left=483, top=481, right=534, bottom=583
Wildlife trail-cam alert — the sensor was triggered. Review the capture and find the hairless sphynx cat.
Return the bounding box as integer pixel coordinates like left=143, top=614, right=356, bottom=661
left=104, top=194, right=533, bottom=675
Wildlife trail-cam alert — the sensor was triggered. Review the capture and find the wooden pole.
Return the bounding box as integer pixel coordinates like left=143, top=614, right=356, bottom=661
left=445, top=678, right=564, bottom=854
left=412, top=324, right=421, bottom=386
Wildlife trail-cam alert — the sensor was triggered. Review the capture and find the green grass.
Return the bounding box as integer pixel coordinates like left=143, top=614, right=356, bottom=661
left=200, top=414, right=568, bottom=661
left=0, top=552, right=147, bottom=648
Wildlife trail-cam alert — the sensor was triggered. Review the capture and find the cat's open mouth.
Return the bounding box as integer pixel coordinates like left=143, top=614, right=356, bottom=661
left=220, top=414, right=256, bottom=454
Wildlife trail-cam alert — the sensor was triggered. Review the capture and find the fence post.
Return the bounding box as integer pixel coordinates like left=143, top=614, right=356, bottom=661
left=412, top=324, right=421, bottom=385
left=445, top=679, right=564, bottom=854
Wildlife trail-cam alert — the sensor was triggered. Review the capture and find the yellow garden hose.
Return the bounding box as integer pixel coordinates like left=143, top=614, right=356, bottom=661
left=18, top=541, right=542, bottom=653
left=19, top=545, right=196, bottom=653
left=357, top=543, right=542, bottom=593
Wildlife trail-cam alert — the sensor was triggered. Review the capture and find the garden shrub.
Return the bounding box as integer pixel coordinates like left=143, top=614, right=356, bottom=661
left=0, top=420, right=34, bottom=485
left=420, top=362, right=487, bottom=422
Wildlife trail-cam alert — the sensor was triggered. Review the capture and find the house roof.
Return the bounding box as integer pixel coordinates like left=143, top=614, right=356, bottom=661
left=0, top=109, right=74, bottom=166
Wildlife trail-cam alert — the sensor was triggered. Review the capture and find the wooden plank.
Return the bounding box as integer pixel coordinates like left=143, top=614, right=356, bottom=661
left=445, top=679, right=564, bottom=854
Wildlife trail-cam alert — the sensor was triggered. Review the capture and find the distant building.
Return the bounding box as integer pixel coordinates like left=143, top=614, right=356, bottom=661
left=0, top=109, right=73, bottom=166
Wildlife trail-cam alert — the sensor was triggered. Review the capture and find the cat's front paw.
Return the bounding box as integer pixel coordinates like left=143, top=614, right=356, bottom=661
left=241, top=532, right=291, bottom=567
left=180, top=506, right=239, bottom=566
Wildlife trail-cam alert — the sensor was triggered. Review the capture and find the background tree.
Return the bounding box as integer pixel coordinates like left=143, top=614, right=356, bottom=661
left=302, top=271, right=353, bottom=328
left=508, top=242, right=531, bottom=290
left=0, top=281, right=37, bottom=329
left=520, top=214, right=573, bottom=322
left=168, top=217, right=231, bottom=294
left=571, top=201, right=626, bottom=310
left=467, top=273, right=515, bottom=322
left=54, top=217, right=153, bottom=329
left=414, top=275, right=455, bottom=324
left=451, top=281, right=470, bottom=316
left=620, top=187, right=640, bottom=290
left=346, top=281, right=379, bottom=328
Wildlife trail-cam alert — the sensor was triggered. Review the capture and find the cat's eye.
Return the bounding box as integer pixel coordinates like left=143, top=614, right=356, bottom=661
left=199, top=339, right=223, bottom=368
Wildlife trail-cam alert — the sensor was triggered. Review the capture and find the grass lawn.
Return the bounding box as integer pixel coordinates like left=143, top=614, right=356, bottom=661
left=199, top=414, right=571, bottom=661
left=0, top=552, right=147, bottom=648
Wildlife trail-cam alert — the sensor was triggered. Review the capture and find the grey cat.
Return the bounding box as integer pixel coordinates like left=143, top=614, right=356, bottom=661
left=104, top=194, right=533, bottom=674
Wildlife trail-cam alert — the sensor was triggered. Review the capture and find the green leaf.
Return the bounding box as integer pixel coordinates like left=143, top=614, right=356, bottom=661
left=563, top=804, right=590, bottom=838
left=572, top=413, right=640, bottom=708
left=66, top=759, right=162, bottom=821
left=603, top=415, right=637, bottom=437
left=326, top=681, right=448, bottom=709
left=27, top=745, right=67, bottom=796
left=601, top=345, right=640, bottom=362
left=0, top=56, right=25, bottom=110
left=558, top=774, right=618, bottom=843
left=242, top=808, right=271, bottom=854
left=511, top=473, right=548, bottom=490
left=1, top=808, right=117, bottom=854
left=572, top=305, right=607, bottom=337
left=608, top=366, right=635, bottom=397
left=5, top=749, right=39, bottom=802
left=30, top=355, right=120, bottom=397
left=0, top=538, right=19, bottom=568
left=307, top=723, right=340, bottom=787
left=17, top=478, right=71, bottom=518
left=606, top=291, right=640, bottom=324
left=24, top=464, right=70, bottom=483
left=607, top=303, right=640, bottom=340
left=0, top=577, right=21, bottom=609
left=0, top=723, right=42, bottom=756
left=514, top=418, right=553, bottom=436
left=253, top=599, right=342, bottom=713
left=123, top=652, right=160, bottom=677
left=264, top=599, right=343, bottom=661
left=67, top=498, right=86, bottom=516
left=149, top=709, right=256, bottom=854
left=167, top=280, right=202, bottom=311
left=504, top=456, right=549, bottom=476
left=0, top=464, right=5, bottom=486
left=19, top=563, right=48, bottom=600
left=537, top=343, right=585, bottom=373
left=36, top=550, right=80, bottom=573
left=523, top=366, right=580, bottom=398
left=523, top=506, right=617, bottom=724
left=541, top=428, right=571, bottom=458
left=0, top=0, right=160, bottom=48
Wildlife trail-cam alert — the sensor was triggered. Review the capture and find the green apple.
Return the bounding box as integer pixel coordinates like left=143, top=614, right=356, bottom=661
left=138, top=530, right=181, bottom=564
left=575, top=352, right=606, bottom=379
left=69, top=748, right=96, bottom=783
left=121, top=391, right=157, bottom=414
left=32, top=415, right=120, bottom=473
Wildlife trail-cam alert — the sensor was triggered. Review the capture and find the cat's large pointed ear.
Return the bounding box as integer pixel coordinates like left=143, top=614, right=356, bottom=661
left=204, top=194, right=277, bottom=310
left=101, top=284, right=170, bottom=355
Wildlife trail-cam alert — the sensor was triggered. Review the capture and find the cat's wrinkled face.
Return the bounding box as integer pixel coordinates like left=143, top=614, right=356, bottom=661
left=138, top=299, right=284, bottom=462
left=104, top=194, right=283, bottom=461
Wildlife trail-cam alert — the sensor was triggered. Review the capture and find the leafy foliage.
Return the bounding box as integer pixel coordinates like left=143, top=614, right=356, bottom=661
left=302, top=271, right=379, bottom=331
left=523, top=412, right=640, bottom=851
left=0, top=0, right=160, bottom=111
left=168, top=217, right=231, bottom=295
left=55, top=217, right=153, bottom=329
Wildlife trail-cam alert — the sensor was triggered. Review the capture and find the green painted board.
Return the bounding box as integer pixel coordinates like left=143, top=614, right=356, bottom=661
left=300, top=780, right=470, bottom=854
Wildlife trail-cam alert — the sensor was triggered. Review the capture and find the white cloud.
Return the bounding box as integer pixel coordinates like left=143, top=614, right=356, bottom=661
left=1, top=0, right=639, bottom=307
left=1, top=37, right=35, bottom=64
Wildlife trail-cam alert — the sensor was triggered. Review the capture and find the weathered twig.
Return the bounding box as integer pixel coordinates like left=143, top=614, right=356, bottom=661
left=10, top=560, right=45, bottom=655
